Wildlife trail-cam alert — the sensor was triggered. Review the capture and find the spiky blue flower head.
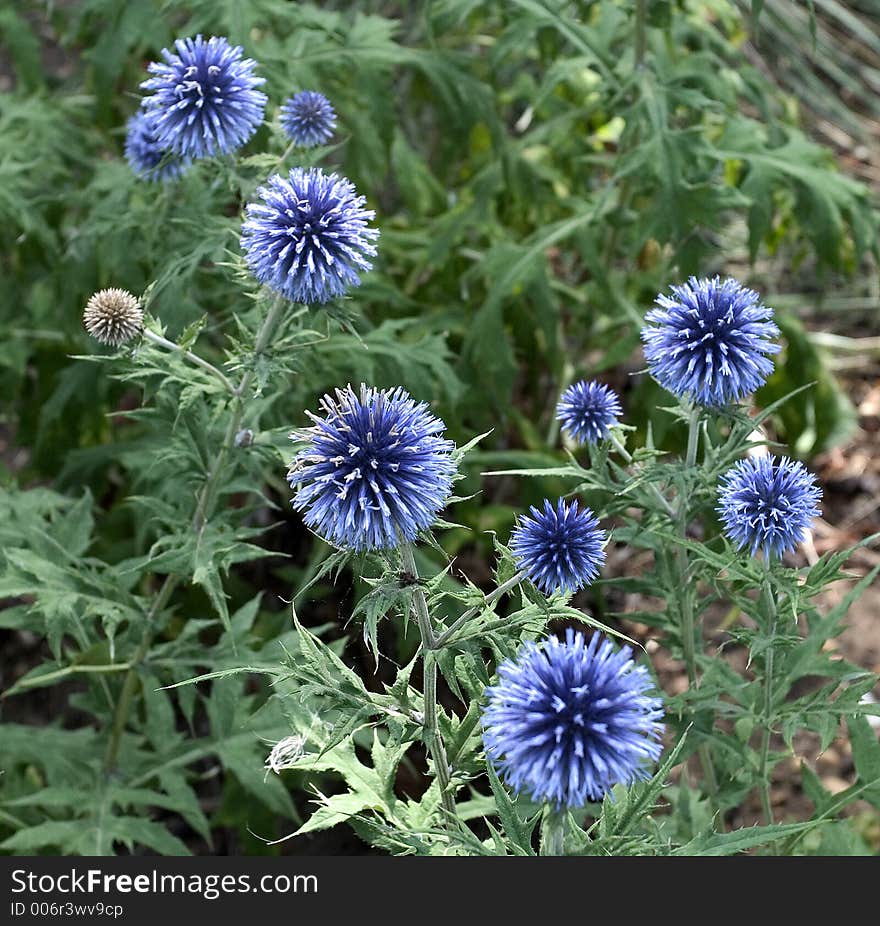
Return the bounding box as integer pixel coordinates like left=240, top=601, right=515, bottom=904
left=481, top=629, right=664, bottom=809
left=556, top=380, right=622, bottom=445
left=717, top=455, right=822, bottom=559
left=510, top=499, right=606, bottom=596
left=140, top=35, right=267, bottom=159
left=288, top=385, right=457, bottom=551
left=641, top=276, right=780, bottom=407
left=241, top=168, right=379, bottom=305
left=280, top=91, right=337, bottom=147
left=124, top=110, right=190, bottom=182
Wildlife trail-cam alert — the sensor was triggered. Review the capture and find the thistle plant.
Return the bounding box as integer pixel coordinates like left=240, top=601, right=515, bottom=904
left=141, top=35, right=267, bottom=158
left=641, top=276, right=780, bottom=407
left=124, top=111, right=191, bottom=183
left=241, top=168, right=379, bottom=304
left=481, top=630, right=664, bottom=853
left=717, top=456, right=823, bottom=559
left=288, top=385, right=457, bottom=551
left=556, top=381, right=623, bottom=446
left=509, top=499, right=606, bottom=596
left=2, top=4, right=878, bottom=862
left=280, top=91, right=337, bottom=148
left=82, top=288, right=144, bottom=346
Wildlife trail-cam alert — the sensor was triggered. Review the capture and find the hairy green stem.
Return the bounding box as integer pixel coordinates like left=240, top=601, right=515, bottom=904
left=608, top=431, right=675, bottom=517
left=758, top=554, right=777, bottom=827
left=433, top=570, right=527, bottom=649
left=193, top=296, right=285, bottom=532
left=676, top=408, right=702, bottom=688
left=103, top=297, right=287, bottom=775
left=675, top=407, right=719, bottom=800
left=142, top=329, right=236, bottom=395
left=684, top=406, right=701, bottom=467
left=103, top=576, right=177, bottom=771
left=400, top=545, right=457, bottom=819
left=541, top=807, right=566, bottom=856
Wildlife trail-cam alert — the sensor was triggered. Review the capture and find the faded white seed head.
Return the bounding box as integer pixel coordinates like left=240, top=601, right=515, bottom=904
left=83, top=288, right=144, bottom=347
left=264, top=734, right=307, bottom=775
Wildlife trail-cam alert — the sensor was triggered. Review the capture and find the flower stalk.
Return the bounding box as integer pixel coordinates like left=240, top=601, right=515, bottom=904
left=434, top=570, right=526, bottom=649
left=400, top=544, right=457, bottom=819
left=142, top=328, right=236, bottom=395
left=675, top=406, right=719, bottom=799
left=608, top=431, right=675, bottom=518
left=758, top=553, right=777, bottom=826
left=541, top=807, right=567, bottom=856
left=103, top=296, right=286, bottom=774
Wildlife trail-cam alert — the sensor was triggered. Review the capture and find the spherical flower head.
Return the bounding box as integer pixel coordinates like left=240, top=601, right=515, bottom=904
left=510, top=498, right=606, bottom=596
left=124, top=110, right=190, bottom=182
left=481, top=629, right=664, bottom=808
left=83, top=289, right=144, bottom=347
left=280, top=91, right=336, bottom=147
left=140, top=35, right=267, bottom=158
left=717, top=455, right=822, bottom=559
left=641, top=276, right=780, bottom=407
left=288, top=385, right=456, bottom=551
left=556, top=380, right=622, bottom=445
left=241, top=167, right=379, bottom=305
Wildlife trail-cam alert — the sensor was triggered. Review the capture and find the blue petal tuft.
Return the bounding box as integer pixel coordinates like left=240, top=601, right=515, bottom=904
left=641, top=276, right=780, bottom=407
left=717, top=455, right=822, bottom=558
left=280, top=91, right=337, bottom=147
left=141, top=35, right=266, bottom=159
left=288, top=385, right=456, bottom=551
left=482, top=629, right=664, bottom=808
left=241, top=167, right=379, bottom=305
left=510, top=498, right=606, bottom=596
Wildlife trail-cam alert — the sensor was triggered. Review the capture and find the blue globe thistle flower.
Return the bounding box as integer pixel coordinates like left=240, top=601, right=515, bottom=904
left=280, top=91, right=337, bottom=147
left=124, top=110, right=190, bottom=182
left=241, top=168, right=379, bottom=305
left=140, top=35, right=267, bottom=159
left=556, top=380, right=622, bottom=445
left=481, top=629, right=664, bottom=808
left=641, top=276, right=780, bottom=407
left=510, top=499, right=606, bottom=596
left=717, top=455, right=822, bottom=559
left=288, top=385, right=457, bottom=551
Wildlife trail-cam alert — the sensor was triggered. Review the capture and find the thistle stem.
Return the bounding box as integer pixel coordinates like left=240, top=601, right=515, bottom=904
left=685, top=406, right=701, bottom=467
left=608, top=432, right=675, bottom=517
left=541, top=807, right=566, bottom=856
left=103, top=297, right=287, bottom=775
left=142, top=329, right=237, bottom=395
left=400, top=544, right=457, bottom=819
left=675, top=406, right=719, bottom=799
left=758, top=553, right=777, bottom=827
left=103, top=575, right=177, bottom=772
left=433, top=570, right=527, bottom=649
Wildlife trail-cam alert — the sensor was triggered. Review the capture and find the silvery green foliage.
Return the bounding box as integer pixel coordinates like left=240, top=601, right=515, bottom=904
left=1, top=1, right=878, bottom=859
